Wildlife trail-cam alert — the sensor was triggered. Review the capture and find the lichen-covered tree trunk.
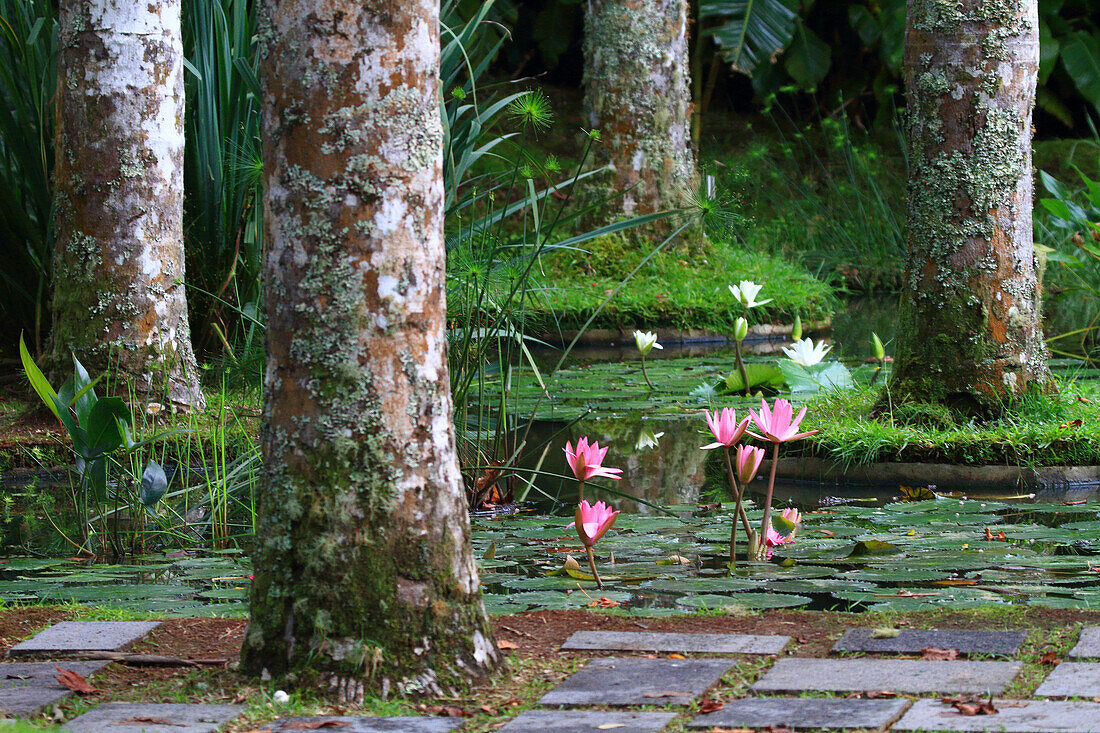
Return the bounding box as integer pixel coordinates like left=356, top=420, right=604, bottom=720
left=583, top=0, right=697, bottom=232
left=51, top=0, right=205, bottom=412
left=240, top=0, right=499, bottom=699
left=890, top=0, right=1051, bottom=411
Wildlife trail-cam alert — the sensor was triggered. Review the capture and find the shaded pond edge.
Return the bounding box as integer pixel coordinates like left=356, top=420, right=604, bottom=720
left=768, top=457, right=1100, bottom=494
left=532, top=318, right=831, bottom=345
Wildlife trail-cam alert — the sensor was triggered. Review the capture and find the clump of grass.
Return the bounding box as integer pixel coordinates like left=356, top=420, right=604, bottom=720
left=798, top=380, right=1100, bottom=467
left=526, top=232, right=836, bottom=336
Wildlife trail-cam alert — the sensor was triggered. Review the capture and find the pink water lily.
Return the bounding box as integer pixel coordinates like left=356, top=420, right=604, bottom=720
left=564, top=437, right=623, bottom=481
left=569, top=500, right=620, bottom=548
left=748, top=398, right=818, bottom=443
left=700, top=408, right=751, bottom=450
left=736, top=444, right=765, bottom=484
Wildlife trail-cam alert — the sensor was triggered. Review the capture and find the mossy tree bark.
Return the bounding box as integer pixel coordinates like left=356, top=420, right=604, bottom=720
left=240, top=0, right=499, bottom=699
left=51, top=0, right=205, bottom=412
left=890, top=0, right=1052, bottom=411
left=582, top=0, right=698, bottom=236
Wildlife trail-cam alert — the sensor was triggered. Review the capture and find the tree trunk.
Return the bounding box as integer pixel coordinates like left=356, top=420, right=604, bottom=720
left=890, top=0, right=1051, bottom=412
left=240, top=0, right=499, bottom=698
left=583, top=0, right=698, bottom=234
left=51, top=0, right=205, bottom=412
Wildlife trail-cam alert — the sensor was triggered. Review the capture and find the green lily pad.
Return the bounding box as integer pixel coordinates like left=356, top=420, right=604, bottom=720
left=677, top=592, right=811, bottom=609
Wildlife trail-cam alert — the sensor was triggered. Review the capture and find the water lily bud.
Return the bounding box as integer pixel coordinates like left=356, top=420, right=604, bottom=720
left=734, top=317, right=749, bottom=342
left=791, top=315, right=802, bottom=341
left=872, top=332, right=885, bottom=362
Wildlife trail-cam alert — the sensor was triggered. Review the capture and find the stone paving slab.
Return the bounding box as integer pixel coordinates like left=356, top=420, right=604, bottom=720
left=538, top=657, right=735, bottom=706
left=268, top=716, right=465, bottom=732
left=1071, top=627, right=1100, bottom=659
left=687, top=697, right=912, bottom=730
left=63, top=703, right=244, bottom=733
left=499, top=710, right=676, bottom=732
left=1035, top=662, right=1100, bottom=697
left=8, top=621, right=160, bottom=657
left=894, top=698, right=1100, bottom=732
left=832, top=628, right=1026, bottom=656
left=560, top=630, right=789, bottom=654
left=751, top=658, right=1022, bottom=694
left=0, top=661, right=109, bottom=717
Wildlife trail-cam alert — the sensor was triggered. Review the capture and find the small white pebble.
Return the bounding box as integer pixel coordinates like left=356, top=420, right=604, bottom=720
left=273, top=690, right=290, bottom=704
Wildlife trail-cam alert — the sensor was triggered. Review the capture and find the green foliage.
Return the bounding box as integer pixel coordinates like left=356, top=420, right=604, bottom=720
left=708, top=113, right=906, bottom=291
left=700, top=0, right=798, bottom=78
left=0, top=0, right=55, bottom=354
left=19, top=340, right=187, bottom=555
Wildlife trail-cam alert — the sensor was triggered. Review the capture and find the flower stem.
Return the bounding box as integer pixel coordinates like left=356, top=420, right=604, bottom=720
left=641, top=356, right=654, bottom=390
left=722, top=447, right=738, bottom=567
left=586, top=546, right=603, bottom=589
left=734, top=339, right=750, bottom=396
left=870, top=359, right=883, bottom=386
left=577, top=479, right=585, bottom=503
left=757, top=442, right=781, bottom=560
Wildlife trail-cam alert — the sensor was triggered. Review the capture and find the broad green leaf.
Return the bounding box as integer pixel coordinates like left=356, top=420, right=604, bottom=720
left=702, top=0, right=798, bottom=78
left=1061, top=31, right=1100, bottom=115
left=19, top=332, right=59, bottom=420
left=140, top=461, right=169, bottom=507
left=85, top=397, right=131, bottom=457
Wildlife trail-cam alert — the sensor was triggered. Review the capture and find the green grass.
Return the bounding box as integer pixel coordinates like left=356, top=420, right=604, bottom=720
left=799, top=379, right=1100, bottom=466
left=525, top=233, right=836, bottom=336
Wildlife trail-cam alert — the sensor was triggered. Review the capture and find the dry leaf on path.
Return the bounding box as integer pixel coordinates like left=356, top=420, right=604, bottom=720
left=921, top=647, right=959, bottom=660
left=596, top=725, right=625, bottom=730
left=667, top=653, right=686, bottom=659
left=54, top=666, right=99, bottom=694
left=698, top=695, right=725, bottom=713
left=1040, top=652, right=1061, bottom=665
left=496, top=640, right=519, bottom=650
left=641, top=690, right=693, bottom=698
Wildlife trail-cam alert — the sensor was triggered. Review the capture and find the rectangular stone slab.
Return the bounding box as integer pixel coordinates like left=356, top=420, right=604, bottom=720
left=538, top=657, right=736, bottom=706
left=561, top=630, right=789, bottom=655
left=1070, top=627, right=1100, bottom=659
left=269, top=717, right=465, bottom=732
left=687, top=697, right=912, bottom=730
left=0, top=661, right=109, bottom=717
left=8, top=621, right=160, bottom=657
left=63, top=703, right=243, bottom=733
left=832, top=628, right=1026, bottom=656
left=894, top=698, right=1100, bottom=732
left=1035, top=662, right=1100, bottom=698
left=499, top=710, right=677, bottom=732
left=751, top=658, right=1022, bottom=694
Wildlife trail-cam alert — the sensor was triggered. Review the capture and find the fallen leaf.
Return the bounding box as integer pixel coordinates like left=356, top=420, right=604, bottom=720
left=871, top=627, right=900, bottom=639
left=921, top=647, right=959, bottom=661
left=641, top=691, right=693, bottom=698
left=1058, top=419, right=1083, bottom=430
left=942, top=694, right=998, bottom=716
left=596, top=725, right=626, bottom=730
left=282, top=723, right=349, bottom=730
left=496, top=640, right=519, bottom=650
left=116, top=718, right=180, bottom=726
left=588, top=597, right=621, bottom=608
left=1040, top=652, right=1061, bottom=666
left=698, top=695, right=725, bottom=713
left=667, top=653, right=686, bottom=659
left=814, top=529, right=837, bottom=538
left=479, top=705, right=495, bottom=715
left=864, top=691, right=900, bottom=699
left=54, top=666, right=99, bottom=694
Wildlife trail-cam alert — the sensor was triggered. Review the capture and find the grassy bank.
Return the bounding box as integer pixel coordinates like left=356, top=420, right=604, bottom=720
left=526, top=234, right=836, bottom=336
left=799, top=379, right=1100, bottom=467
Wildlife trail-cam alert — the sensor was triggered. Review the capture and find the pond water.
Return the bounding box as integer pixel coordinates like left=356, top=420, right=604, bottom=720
left=2, top=298, right=1099, bottom=615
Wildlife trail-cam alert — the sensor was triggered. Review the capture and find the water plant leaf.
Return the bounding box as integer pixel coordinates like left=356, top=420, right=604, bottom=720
left=848, top=540, right=901, bottom=557
left=677, top=592, right=811, bottom=609
left=140, top=461, right=168, bottom=507
left=719, top=364, right=786, bottom=394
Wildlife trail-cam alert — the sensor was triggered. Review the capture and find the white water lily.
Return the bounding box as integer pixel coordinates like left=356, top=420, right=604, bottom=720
left=729, top=280, right=772, bottom=309
left=633, top=330, right=663, bottom=356
left=782, top=337, right=832, bottom=367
